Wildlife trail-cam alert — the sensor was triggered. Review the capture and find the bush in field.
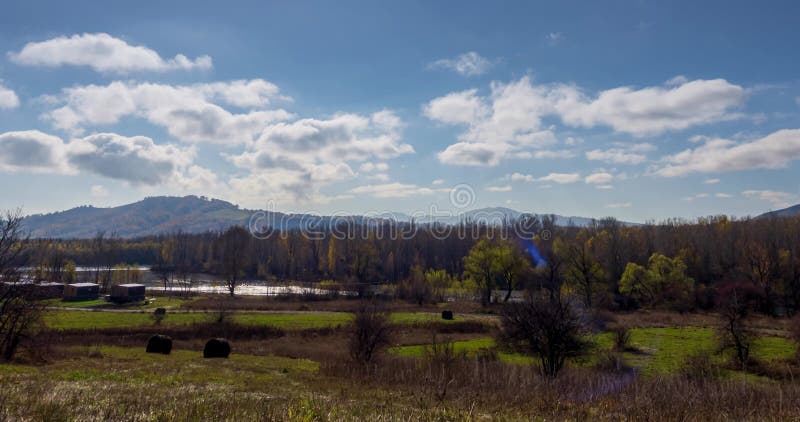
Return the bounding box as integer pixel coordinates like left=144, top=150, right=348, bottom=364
left=349, top=302, right=392, bottom=364
left=611, top=325, right=632, bottom=352
left=497, top=292, right=588, bottom=378
left=424, top=336, right=461, bottom=368
left=152, top=308, right=167, bottom=325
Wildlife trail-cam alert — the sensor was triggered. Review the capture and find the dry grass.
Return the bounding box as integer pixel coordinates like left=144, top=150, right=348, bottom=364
left=320, top=351, right=800, bottom=420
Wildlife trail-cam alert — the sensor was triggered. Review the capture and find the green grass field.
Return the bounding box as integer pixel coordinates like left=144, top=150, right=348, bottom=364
left=389, top=312, right=483, bottom=325
left=390, top=327, right=799, bottom=374
left=42, top=310, right=354, bottom=330
left=48, top=345, right=318, bottom=386
left=42, top=309, right=490, bottom=330
left=390, top=337, right=536, bottom=364
left=43, top=296, right=199, bottom=310
left=0, top=345, right=323, bottom=420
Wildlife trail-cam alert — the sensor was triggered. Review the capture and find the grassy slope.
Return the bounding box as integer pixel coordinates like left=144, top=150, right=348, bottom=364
left=0, top=346, right=322, bottom=420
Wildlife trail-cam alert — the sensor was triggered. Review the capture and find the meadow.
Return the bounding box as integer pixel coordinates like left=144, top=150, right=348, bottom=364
left=2, top=294, right=799, bottom=420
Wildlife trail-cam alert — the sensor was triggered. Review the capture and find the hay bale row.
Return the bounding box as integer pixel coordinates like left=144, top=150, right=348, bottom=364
left=145, top=335, right=231, bottom=358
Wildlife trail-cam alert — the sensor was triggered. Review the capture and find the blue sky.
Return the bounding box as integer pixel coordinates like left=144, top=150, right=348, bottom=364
left=1, top=0, right=799, bottom=222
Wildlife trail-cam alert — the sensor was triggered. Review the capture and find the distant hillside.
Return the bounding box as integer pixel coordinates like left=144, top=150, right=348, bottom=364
left=22, top=195, right=630, bottom=238
left=758, top=203, right=800, bottom=219
left=23, top=196, right=253, bottom=238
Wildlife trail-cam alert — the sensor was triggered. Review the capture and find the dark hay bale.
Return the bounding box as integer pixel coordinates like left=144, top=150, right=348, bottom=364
left=203, top=338, right=231, bottom=358
left=145, top=334, right=173, bottom=355
left=441, top=310, right=454, bottom=320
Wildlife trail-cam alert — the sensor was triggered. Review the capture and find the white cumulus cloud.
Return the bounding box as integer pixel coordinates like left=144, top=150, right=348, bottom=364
left=0, top=82, right=20, bottom=109
left=44, top=80, right=292, bottom=144
left=0, top=130, right=216, bottom=191
left=652, top=129, right=800, bottom=177
left=426, top=76, right=744, bottom=166
left=10, top=33, right=212, bottom=73
left=0, top=130, right=72, bottom=173
left=549, top=78, right=745, bottom=136
left=227, top=110, right=414, bottom=203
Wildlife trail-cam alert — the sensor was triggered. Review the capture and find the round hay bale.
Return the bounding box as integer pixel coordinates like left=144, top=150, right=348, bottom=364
left=203, top=338, right=231, bottom=358
left=146, top=334, right=173, bottom=355
left=441, top=310, right=454, bottom=320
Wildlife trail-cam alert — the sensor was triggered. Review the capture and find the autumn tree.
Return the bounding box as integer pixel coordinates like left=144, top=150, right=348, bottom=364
left=495, top=240, right=533, bottom=302
left=557, top=234, right=606, bottom=308
left=619, top=253, right=694, bottom=309
left=463, top=239, right=500, bottom=306
left=397, top=265, right=433, bottom=305
left=425, top=268, right=455, bottom=302
left=741, top=239, right=779, bottom=314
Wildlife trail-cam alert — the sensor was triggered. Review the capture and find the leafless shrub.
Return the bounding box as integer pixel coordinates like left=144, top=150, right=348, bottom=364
left=497, top=292, right=589, bottom=378
left=348, top=302, right=392, bottom=364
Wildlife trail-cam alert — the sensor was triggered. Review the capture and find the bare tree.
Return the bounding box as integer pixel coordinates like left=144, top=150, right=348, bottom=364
left=153, top=236, right=175, bottom=293
left=497, top=292, right=588, bottom=378
left=0, top=210, right=43, bottom=361
left=218, top=226, right=250, bottom=297
left=718, top=284, right=754, bottom=370
left=349, top=302, right=393, bottom=364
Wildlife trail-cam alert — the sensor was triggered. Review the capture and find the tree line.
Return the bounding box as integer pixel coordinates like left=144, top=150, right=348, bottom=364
left=16, top=214, right=800, bottom=314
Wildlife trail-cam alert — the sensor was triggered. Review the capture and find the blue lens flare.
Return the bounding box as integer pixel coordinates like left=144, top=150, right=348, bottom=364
left=525, top=240, right=547, bottom=267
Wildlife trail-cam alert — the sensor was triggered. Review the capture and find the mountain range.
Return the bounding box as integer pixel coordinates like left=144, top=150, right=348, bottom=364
left=23, top=195, right=752, bottom=239
left=22, top=195, right=800, bottom=239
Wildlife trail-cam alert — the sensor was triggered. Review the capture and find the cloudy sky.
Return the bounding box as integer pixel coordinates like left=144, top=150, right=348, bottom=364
left=1, top=0, right=799, bottom=221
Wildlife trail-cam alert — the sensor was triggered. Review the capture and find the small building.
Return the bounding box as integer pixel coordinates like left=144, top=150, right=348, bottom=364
left=63, top=283, right=100, bottom=301
left=35, top=282, right=65, bottom=299
left=110, top=283, right=146, bottom=303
